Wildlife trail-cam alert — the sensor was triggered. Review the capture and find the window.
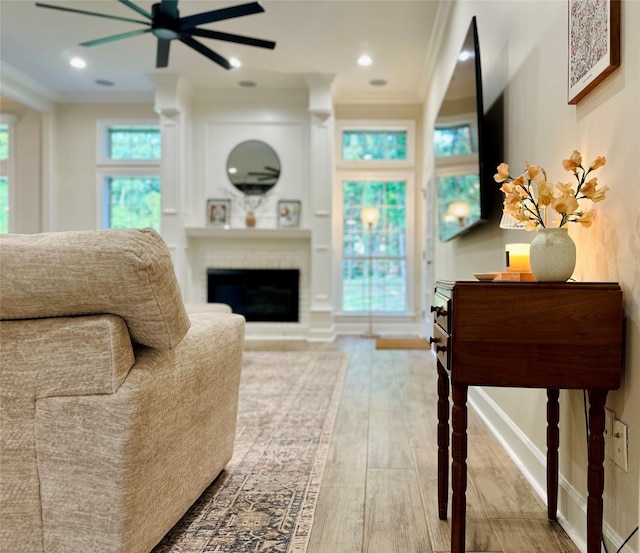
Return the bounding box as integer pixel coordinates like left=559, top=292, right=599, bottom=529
left=337, top=121, right=415, bottom=166
left=0, top=123, right=9, bottom=234
left=105, top=125, right=161, bottom=160
left=337, top=121, right=415, bottom=315
left=342, top=129, right=408, bottom=161
left=103, top=175, right=161, bottom=231
left=341, top=179, right=407, bottom=313
left=97, top=121, right=161, bottom=230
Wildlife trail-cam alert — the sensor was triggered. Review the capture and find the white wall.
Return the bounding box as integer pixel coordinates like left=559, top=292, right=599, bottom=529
left=425, top=1, right=639, bottom=550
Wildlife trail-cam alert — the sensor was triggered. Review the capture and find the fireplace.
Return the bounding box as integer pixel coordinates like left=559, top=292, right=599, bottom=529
left=207, top=268, right=300, bottom=322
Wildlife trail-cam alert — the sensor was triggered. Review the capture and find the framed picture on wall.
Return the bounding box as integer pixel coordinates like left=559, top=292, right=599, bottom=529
left=207, top=199, right=231, bottom=227
left=568, top=0, right=620, bottom=105
left=277, top=200, right=301, bottom=228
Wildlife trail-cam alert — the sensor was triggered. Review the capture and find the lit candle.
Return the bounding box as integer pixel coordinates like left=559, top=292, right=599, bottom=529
left=505, top=243, right=531, bottom=272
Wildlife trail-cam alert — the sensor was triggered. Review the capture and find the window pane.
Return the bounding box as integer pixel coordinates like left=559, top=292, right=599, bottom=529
left=0, top=176, right=8, bottom=234
left=106, top=176, right=161, bottom=231
left=434, top=125, right=473, bottom=156
left=107, top=126, right=161, bottom=159
left=342, top=130, right=407, bottom=161
left=0, top=125, right=8, bottom=160
left=341, top=180, right=407, bottom=313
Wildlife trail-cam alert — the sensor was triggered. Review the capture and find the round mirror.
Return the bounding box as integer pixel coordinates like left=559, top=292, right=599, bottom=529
left=226, top=140, right=281, bottom=195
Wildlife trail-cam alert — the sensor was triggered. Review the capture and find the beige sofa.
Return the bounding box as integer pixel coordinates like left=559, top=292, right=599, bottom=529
left=0, top=228, right=245, bottom=553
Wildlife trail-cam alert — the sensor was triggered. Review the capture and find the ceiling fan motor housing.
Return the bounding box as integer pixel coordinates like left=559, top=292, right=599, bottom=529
left=151, top=2, right=180, bottom=40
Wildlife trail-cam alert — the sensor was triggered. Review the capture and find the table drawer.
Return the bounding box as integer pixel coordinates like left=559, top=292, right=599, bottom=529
left=431, top=292, right=451, bottom=333
left=432, top=323, right=450, bottom=370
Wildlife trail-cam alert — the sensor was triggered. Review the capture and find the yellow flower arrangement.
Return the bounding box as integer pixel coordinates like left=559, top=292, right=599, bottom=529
left=494, top=150, right=609, bottom=230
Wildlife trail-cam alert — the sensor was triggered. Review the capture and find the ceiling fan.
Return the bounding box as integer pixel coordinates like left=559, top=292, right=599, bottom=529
left=34, top=0, right=276, bottom=69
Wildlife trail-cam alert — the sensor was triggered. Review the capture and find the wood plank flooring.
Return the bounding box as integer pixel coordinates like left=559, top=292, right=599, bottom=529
left=244, top=337, right=579, bottom=553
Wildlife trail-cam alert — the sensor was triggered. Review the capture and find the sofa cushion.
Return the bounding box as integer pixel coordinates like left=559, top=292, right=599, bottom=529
left=0, top=228, right=190, bottom=350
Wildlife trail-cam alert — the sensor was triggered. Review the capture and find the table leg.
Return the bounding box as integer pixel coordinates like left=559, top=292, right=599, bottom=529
left=451, top=382, right=468, bottom=553
left=437, top=362, right=450, bottom=520
left=587, top=390, right=607, bottom=553
left=547, top=388, right=560, bottom=521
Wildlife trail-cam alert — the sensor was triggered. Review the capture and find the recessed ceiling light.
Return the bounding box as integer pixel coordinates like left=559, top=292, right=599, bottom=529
left=239, top=80, right=257, bottom=87
left=370, top=79, right=387, bottom=86
left=458, top=50, right=473, bottom=62
left=358, top=54, right=373, bottom=67
left=69, top=57, right=87, bottom=69
left=229, top=57, right=241, bottom=68
left=95, top=79, right=114, bottom=87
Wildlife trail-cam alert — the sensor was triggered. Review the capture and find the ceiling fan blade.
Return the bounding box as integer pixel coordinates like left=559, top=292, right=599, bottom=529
left=187, top=28, right=276, bottom=50
left=80, top=28, right=152, bottom=47
left=159, top=0, right=179, bottom=18
left=34, top=2, right=149, bottom=25
left=179, top=2, right=264, bottom=31
left=179, top=36, right=232, bottom=69
left=118, top=0, right=153, bottom=19
left=156, top=38, right=171, bottom=68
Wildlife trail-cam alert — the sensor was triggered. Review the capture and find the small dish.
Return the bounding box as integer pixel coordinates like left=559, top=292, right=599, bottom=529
left=474, top=272, right=499, bottom=281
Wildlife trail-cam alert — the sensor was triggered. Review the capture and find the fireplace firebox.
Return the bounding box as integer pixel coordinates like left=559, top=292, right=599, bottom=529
left=207, top=268, right=299, bottom=322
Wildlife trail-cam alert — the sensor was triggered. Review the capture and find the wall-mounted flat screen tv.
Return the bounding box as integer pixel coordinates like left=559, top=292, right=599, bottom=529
left=434, top=16, right=488, bottom=242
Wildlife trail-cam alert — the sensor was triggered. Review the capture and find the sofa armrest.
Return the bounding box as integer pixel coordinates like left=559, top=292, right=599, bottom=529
left=0, top=314, right=135, bottom=400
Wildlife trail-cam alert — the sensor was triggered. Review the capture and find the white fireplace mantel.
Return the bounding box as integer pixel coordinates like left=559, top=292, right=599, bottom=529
left=185, top=227, right=311, bottom=240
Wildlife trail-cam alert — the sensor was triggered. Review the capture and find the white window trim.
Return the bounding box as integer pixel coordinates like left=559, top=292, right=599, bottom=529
left=334, top=170, right=416, bottom=316
left=96, top=119, right=161, bottom=166
left=335, top=120, right=416, bottom=170
left=96, top=168, right=161, bottom=230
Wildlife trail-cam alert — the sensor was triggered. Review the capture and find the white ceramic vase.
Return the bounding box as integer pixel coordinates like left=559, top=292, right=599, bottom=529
left=529, top=227, right=576, bottom=282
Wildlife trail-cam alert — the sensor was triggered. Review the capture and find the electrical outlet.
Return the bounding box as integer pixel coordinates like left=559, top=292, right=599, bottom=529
left=605, top=408, right=615, bottom=459
left=612, top=419, right=629, bottom=472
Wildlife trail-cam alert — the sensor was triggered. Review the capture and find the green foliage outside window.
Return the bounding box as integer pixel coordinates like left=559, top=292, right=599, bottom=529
left=0, top=125, right=8, bottom=160
left=434, top=125, right=473, bottom=156
left=107, top=126, right=161, bottom=159
left=342, top=130, right=407, bottom=161
left=106, top=176, right=161, bottom=231
left=342, top=180, right=407, bottom=313
left=0, top=177, right=8, bottom=234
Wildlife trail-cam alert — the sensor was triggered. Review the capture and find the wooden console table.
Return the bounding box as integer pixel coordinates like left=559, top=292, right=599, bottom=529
left=431, top=281, right=624, bottom=553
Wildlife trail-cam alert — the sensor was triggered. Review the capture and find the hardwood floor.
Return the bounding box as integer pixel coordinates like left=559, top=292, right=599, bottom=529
left=244, top=337, right=579, bottom=553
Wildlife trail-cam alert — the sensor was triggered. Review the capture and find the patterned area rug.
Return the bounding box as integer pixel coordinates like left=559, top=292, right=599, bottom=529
left=152, top=351, right=349, bottom=553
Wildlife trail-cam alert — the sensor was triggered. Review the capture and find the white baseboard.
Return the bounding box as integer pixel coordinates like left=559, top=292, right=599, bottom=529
left=468, top=387, right=634, bottom=553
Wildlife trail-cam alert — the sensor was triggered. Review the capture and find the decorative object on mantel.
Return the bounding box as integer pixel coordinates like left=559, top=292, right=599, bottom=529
left=495, top=150, right=608, bottom=281
left=278, top=200, right=301, bottom=228
left=245, top=210, right=256, bottom=228
left=568, top=0, right=621, bottom=105
left=206, top=199, right=231, bottom=228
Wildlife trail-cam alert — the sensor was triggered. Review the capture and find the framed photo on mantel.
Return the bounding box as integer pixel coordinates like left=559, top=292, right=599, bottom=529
left=277, top=200, right=301, bottom=228
left=206, top=199, right=231, bottom=227
left=568, top=0, right=620, bottom=105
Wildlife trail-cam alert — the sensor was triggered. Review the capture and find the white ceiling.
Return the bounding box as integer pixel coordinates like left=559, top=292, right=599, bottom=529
left=0, top=0, right=446, bottom=105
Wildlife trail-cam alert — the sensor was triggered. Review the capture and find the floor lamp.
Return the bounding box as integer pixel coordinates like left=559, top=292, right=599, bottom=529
left=360, top=206, right=380, bottom=338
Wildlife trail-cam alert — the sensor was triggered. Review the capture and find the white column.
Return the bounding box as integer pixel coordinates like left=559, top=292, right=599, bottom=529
left=152, top=75, right=193, bottom=295
left=305, top=74, right=335, bottom=341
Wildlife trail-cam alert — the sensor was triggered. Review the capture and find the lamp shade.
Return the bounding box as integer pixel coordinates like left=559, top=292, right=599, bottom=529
left=360, top=207, right=380, bottom=226
left=447, top=201, right=470, bottom=219
left=499, top=211, right=527, bottom=230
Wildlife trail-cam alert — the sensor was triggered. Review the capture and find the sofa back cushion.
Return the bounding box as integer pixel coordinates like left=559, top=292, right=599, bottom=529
left=0, top=228, right=190, bottom=350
